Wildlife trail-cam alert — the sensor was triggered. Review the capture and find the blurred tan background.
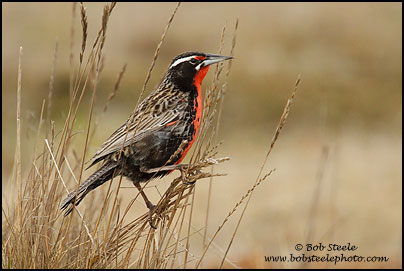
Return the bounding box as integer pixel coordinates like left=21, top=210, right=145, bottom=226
left=2, top=2, right=402, bottom=268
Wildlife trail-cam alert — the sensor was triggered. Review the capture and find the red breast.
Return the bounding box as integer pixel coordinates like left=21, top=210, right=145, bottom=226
left=174, top=65, right=209, bottom=164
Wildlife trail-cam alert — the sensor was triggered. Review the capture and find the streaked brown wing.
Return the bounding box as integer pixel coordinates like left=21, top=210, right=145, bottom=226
left=86, top=85, right=188, bottom=168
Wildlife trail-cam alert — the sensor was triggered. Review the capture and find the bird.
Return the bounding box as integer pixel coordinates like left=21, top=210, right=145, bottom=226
left=60, top=52, right=232, bottom=225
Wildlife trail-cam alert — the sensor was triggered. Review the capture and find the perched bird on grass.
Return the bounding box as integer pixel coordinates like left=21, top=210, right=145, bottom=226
left=61, top=52, right=232, bottom=227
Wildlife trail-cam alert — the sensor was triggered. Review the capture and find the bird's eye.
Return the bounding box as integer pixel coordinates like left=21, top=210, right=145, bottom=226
left=190, top=58, right=198, bottom=64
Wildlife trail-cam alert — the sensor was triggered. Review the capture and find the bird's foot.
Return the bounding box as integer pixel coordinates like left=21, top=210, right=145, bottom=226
left=146, top=202, right=157, bottom=229
left=181, top=178, right=196, bottom=185
left=180, top=168, right=202, bottom=185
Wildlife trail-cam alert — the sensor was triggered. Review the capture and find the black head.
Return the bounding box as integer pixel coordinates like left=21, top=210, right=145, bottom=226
left=166, top=51, right=232, bottom=90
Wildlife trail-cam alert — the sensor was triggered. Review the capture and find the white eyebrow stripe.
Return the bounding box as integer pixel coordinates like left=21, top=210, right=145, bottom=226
left=169, top=56, right=196, bottom=69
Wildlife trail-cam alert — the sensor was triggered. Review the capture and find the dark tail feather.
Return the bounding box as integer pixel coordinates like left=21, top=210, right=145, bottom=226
left=60, top=162, right=119, bottom=216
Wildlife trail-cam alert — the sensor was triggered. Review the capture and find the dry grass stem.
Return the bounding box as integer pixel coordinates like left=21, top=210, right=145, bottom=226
left=33, top=99, right=46, bottom=163
left=15, top=46, right=23, bottom=232
left=302, top=145, right=329, bottom=269
left=217, top=74, right=302, bottom=268
left=104, top=63, right=127, bottom=112
left=47, top=39, right=58, bottom=127
left=79, top=2, right=88, bottom=64
left=137, top=2, right=181, bottom=108
left=203, top=19, right=239, bottom=253
left=196, top=168, right=276, bottom=268
left=202, top=24, right=227, bottom=252
left=69, top=2, right=77, bottom=100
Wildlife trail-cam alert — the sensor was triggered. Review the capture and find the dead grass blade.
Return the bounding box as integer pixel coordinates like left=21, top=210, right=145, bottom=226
left=104, top=63, right=127, bottom=112
left=15, top=46, right=23, bottom=232
left=217, top=75, right=302, bottom=268
left=47, top=39, right=58, bottom=128
left=203, top=19, right=238, bottom=253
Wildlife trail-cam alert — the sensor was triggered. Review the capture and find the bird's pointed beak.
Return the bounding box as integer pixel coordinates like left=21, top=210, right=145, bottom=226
left=201, top=54, right=233, bottom=67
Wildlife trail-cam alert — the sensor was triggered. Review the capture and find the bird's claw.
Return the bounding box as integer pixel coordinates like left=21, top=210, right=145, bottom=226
left=182, top=179, right=196, bottom=185
left=147, top=203, right=157, bottom=229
